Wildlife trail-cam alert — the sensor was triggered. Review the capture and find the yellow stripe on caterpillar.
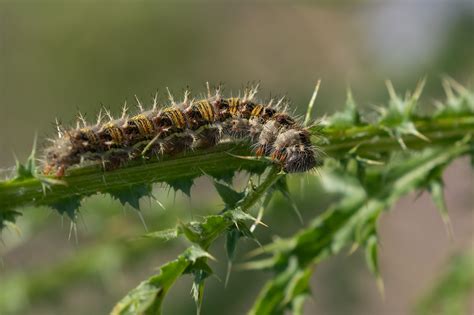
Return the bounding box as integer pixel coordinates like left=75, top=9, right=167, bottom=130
left=197, top=100, right=215, bottom=122
left=80, top=128, right=99, bottom=145
left=102, top=123, right=125, bottom=144
left=129, top=114, right=154, bottom=136
left=163, top=107, right=186, bottom=129
left=227, top=98, right=241, bottom=117
left=251, top=104, right=264, bottom=118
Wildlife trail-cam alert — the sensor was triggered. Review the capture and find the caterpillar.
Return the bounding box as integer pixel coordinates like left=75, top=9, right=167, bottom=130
left=42, top=84, right=320, bottom=177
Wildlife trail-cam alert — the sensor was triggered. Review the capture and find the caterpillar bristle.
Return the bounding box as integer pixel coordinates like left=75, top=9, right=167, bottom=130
left=206, top=82, right=212, bottom=99
left=121, top=102, right=129, bottom=120
left=42, top=83, right=321, bottom=176
left=96, top=109, right=104, bottom=125
left=103, top=107, right=113, bottom=121
left=152, top=91, right=159, bottom=110
left=54, top=118, right=64, bottom=138
left=76, top=112, right=87, bottom=128
left=134, top=95, right=144, bottom=112
left=183, top=89, right=191, bottom=105
left=165, top=87, right=176, bottom=106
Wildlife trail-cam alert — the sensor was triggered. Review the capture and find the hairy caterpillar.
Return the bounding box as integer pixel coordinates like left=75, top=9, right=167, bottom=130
left=42, top=84, right=320, bottom=177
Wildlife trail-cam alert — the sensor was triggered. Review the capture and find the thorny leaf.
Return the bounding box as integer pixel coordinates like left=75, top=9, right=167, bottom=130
left=110, top=246, right=212, bottom=315
left=0, top=210, right=22, bottom=231
left=274, top=177, right=303, bottom=223
left=224, top=228, right=241, bottom=286
left=213, top=180, right=245, bottom=210
left=249, top=142, right=471, bottom=314
left=326, top=88, right=361, bottom=128
left=428, top=178, right=454, bottom=237
left=180, top=215, right=229, bottom=250
left=189, top=260, right=213, bottom=315
left=166, top=178, right=194, bottom=197
left=50, top=196, right=82, bottom=220
left=365, top=234, right=384, bottom=295
left=109, top=184, right=153, bottom=210
left=249, top=258, right=313, bottom=315
left=14, top=136, right=37, bottom=181
left=179, top=209, right=255, bottom=250
left=142, top=228, right=180, bottom=242
left=226, top=228, right=240, bottom=262
left=436, top=77, right=474, bottom=117
left=378, top=79, right=429, bottom=149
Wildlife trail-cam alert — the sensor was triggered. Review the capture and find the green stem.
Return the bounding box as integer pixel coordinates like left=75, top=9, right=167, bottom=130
left=237, top=167, right=283, bottom=212
left=0, top=115, right=473, bottom=213
left=321, top=116, right=474, bottom=155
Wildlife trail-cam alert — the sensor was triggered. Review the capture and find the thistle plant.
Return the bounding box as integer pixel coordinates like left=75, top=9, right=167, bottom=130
left=0, top=78, right=473, bottom=315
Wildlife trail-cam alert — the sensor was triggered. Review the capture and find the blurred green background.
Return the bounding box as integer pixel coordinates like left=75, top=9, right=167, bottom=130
left=0, top=1, right=473, bottom=315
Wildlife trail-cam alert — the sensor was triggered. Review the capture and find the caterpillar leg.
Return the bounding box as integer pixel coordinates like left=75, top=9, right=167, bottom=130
left=56, top=165, right=66, bottom=178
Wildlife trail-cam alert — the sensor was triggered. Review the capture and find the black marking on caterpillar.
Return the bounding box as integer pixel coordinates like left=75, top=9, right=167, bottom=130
left=42, top=84, right=321, bottom=177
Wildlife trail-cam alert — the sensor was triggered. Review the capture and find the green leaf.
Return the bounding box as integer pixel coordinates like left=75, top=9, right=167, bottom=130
left=111, top=260, right=187, bottom=315
left=250, top=258, right=313, bottom=315
left=0, top=210, right=22, bottom=232
left=142, top=228, right=180, bottom=242
left=283, top=266, right=313, bottom=311
left=365, top=234, right=384, bottom=295
left=189, top=260, right=213, bottom=315
left=14, top=136, right=37, bottom=181
left=378, top=79, right=429, bottom=149
left=319, top=160, right=366, bottom=199
left=226, top=228, right=240, bottom=262
left=109, top=184, right=152, bottom=210
left=326, top=88, right=361, bottom=128
left=110, top=246, right=211, bottom=315
left=50, top=196, right=82, bottom=220
left=166, top=179, right=194, bottom=197
left=226, top=208, right=255, bottom=223
left=213, top=180, right=245, bottom=209
left=180, top=209, right=255, bottom=249
left=224, top=228, right=241, bottom=286
left=274, top=177, right=303, bottom=223
left=207, top=169, right=235, bottom=184
left=291, top=293, right=310, bottom=315
left=428, top=178, right=454, bottom=237
left=436, top=78, right=474, bottom=117
left=180, top=215, right=228, bottom=249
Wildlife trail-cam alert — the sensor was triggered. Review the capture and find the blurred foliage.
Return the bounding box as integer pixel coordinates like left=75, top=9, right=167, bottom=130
left=414, top=248, right=474, bottom=315
left=248, top=142, right=471, bottom=314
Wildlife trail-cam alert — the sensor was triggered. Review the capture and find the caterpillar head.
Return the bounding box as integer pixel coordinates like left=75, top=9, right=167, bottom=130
left=283, top=147, right=317, bottom=173
left=273, top=129, right=317, bottom=173
left=43, top=137, right=79, bottom=176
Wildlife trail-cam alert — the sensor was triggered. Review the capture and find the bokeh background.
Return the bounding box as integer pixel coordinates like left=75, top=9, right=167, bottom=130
left=0, top=1, right=473, bottom=315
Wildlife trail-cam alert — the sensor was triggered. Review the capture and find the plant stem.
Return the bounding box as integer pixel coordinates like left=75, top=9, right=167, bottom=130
left=0, top=114, right=473, bottom=213
left=238, top=167, right=283, bottom=212
left=321, top=116, right=474, bottom=155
